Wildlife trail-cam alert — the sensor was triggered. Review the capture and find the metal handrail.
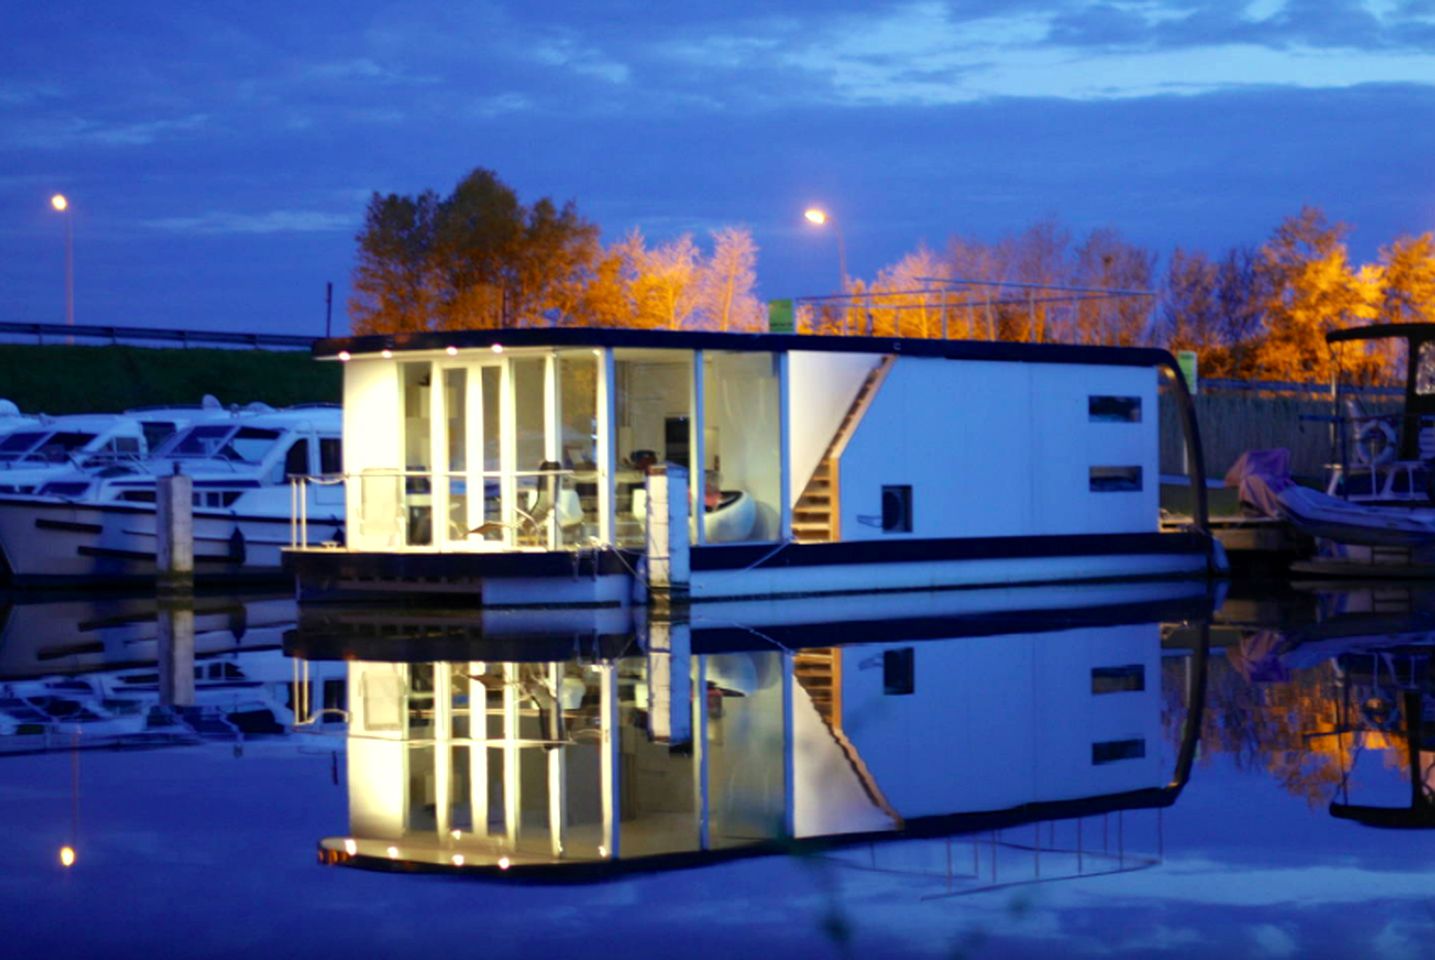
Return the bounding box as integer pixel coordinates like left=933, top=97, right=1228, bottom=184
left=289, top=467, right=594, bottom=549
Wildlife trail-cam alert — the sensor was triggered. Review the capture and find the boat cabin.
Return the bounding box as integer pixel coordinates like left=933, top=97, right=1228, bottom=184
left=288, top=328, right=1213, bottom=605
left=1327, top=323, right=1435, bottom=502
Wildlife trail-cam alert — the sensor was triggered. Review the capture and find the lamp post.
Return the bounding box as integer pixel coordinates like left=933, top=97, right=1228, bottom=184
left=51, top=194, right=74, bottom=338
left=804, top=207, right=848, bottom=292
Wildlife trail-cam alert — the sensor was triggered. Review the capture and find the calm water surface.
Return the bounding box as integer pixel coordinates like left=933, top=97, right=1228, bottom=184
left=1, top=581, right=1431, bottom=958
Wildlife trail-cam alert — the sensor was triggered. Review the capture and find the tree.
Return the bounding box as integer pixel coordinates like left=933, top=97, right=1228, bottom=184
left=626, top=232, right=700, bottom=330
left=1377, top=233, right=1435, bottom=325
left=869, top=244, right=949, bottom=338
left=349, top=190, right=441, bottom=334
left=1249, top=207, right=1379, bottom=382
left=1072, top=228, right=1155, bottom=346
left=695, top=227, right=763, bottom=331
left=350, top=167, right=598, bottom=332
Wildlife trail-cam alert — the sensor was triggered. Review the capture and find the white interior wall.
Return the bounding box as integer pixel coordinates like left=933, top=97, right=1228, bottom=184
left=343, top=359, right=400, bottom=550
left=838, top=357, right=1159, bottom=540
left=787, top=351, right=882, bottom=503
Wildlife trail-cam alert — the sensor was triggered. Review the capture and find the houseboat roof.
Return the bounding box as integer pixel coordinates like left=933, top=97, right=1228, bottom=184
left=1328, top=322, right=1435, bottom=345
left=315, top=326, right=1181, bottom=371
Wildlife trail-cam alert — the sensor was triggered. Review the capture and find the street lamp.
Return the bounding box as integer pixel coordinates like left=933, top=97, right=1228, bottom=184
left=803, top=206, right=848, bottom=291
left=51, top=193, right=74, bottom=335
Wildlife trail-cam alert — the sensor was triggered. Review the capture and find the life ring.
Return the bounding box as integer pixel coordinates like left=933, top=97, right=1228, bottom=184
left=1354, top=419, right=1397, bottom=466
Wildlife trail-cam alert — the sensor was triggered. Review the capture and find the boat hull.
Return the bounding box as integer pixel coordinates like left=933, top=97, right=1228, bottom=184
left=0, top=496, right=343, bottom=583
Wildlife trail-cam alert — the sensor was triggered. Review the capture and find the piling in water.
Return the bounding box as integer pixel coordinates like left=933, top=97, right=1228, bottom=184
left=156, top=467, right=193, bottom=593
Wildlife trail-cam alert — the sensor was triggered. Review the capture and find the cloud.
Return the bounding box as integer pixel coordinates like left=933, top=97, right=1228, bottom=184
left=141, top=209, right=354, bottom=235
left=4, top=113, right=211, bottom=149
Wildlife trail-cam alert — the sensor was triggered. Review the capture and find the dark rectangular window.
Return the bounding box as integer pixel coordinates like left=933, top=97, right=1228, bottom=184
left=1088, top=396, right=1142, bottom=422
left=1092, top=738, right=1146, bottom=765
left=1090, top=466, right=1142, bottom=492
left=883, top=648, right=915, bottom=695
left=1091, top=664, right=1145, bottom=694
left=319, top=438, right=343, bottom=474
left=882, top=485, right=912, bottom=533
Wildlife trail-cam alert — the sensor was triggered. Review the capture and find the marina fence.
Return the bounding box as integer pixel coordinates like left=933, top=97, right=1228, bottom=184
left=1160, top=378, right=1401, bottom=481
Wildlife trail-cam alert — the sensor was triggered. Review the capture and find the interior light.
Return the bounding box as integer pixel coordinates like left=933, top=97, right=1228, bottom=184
left=381, top=349, right=393, bottom=359
left=343, top=839, right=357, bottom=856
left=386, top=846, right=399, bottom=859
left=59, top=845, right=76, bottom=868
left=337, top=350, right=351, bottom=362
left=598, top=845, right=608, bottom=858
left=490, top=343, right=503, bottom=354
left=450, top=829, right=462, bottom=840
left=445, top=345, right=458, bottom=356
left=451, top=854, right=465, bottom=866
left=497, top=856, right=511, bottom=870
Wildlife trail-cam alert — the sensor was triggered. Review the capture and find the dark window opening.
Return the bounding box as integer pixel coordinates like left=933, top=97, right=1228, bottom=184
left=1092, top=738, right=1146, bottom=764
left=1088, top=396, right=1142, bottom=422
left=1090, top=466, right=1142, bottom=492
left=1091, top=664, right=1146, bottom=694
left=883, top=648, right=915, bottom=695
left=882, top=485, right=912, bottom=533
left=664, top=416, right=690, bottom=470
left=284, top=439, right=311, bottom=480
left=319, top=438, right=343, bottom=475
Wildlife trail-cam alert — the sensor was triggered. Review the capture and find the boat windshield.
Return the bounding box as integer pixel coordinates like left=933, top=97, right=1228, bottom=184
left=161, top=424, right=283, bottom=464
left=0, top=430, right=98, bottom=463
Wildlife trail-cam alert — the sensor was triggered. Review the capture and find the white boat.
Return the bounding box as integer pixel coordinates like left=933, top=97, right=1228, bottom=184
left=0, top=405, right=342, bottom=583
left=1265, top=323, right=1435, bottom=573
left=0, top=399, right=229, bottom=495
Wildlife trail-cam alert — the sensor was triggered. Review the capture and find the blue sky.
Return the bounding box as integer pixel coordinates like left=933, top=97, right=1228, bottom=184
left=4, top=1, right=1435, bottom=335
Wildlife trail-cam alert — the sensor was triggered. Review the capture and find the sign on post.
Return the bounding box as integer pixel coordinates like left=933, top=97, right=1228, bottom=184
left=768, top=299, right=794, bottom=334
left=1177, top=350, right=1199, bottom=396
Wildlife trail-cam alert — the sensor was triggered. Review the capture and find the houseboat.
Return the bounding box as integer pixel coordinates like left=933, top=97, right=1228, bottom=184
left=285, top=328, right=1218, bottom=606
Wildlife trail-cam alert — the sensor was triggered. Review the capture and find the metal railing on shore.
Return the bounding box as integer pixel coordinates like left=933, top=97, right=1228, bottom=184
left=0, top=320, right=317, bottom=350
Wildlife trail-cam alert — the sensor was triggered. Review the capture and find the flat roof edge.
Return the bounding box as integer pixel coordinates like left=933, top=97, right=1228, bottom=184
left=315, top=327, right=1176, bottom=369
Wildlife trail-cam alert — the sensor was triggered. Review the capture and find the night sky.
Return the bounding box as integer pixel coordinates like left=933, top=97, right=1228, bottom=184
left=4, top=1, right=1435, bottom=336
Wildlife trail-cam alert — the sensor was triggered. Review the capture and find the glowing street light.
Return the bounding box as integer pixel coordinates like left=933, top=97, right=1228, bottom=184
left=803, top=206, right=847, bottom=291
left=59, top=845, right=76, bottom=868
left=50, top=193, right=74, bottom=337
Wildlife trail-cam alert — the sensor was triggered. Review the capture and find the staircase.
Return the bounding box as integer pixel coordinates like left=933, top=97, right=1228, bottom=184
left=791, top=357, right=894, bottom=543
left=794, top=648, right=840, bottom=724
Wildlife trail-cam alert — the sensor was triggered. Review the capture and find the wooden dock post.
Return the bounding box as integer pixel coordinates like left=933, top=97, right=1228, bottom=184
left=644, top=464, right=690, bottom=607
left=156, top=465, right=193, bottom=592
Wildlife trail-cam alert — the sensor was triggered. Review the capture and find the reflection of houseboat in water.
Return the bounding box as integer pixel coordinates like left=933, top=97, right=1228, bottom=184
left=298, top=580, right=1212, bottom=878
left=285, top=328, right=1218, bottom=607
left=0, top=593, right=342, bottom=752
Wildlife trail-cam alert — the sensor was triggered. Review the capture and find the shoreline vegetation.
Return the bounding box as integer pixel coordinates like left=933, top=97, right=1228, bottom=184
left=0, top=344, right=340, bottom=415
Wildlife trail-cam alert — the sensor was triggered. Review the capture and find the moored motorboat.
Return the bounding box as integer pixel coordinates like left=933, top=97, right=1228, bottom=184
left=0, top=405, right=342, bottom=583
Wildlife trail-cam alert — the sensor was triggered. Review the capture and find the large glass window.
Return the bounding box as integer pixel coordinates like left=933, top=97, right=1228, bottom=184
left=703, top=351, right=781, bottom=542
left=401, top=362, right=433, bottom=546
left=613, top=349, right=695, bottom=548
left=558, top=350, right=599, bottom=547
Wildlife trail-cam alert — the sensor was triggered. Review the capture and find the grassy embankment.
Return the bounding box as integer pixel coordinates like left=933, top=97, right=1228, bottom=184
left=0, top=344, right=340, bottom=414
